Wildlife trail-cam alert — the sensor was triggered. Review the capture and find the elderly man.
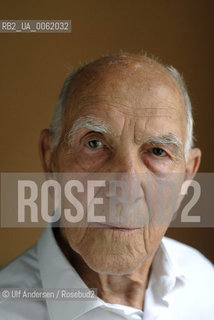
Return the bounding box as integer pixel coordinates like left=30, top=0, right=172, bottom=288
left=0, top=53, right=213, bottom=319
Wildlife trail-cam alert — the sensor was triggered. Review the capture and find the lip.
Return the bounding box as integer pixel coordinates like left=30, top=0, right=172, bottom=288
left=96, top=223, right=141, bottom=232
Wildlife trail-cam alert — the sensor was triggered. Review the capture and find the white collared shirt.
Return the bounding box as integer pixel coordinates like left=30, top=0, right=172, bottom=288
left=0, top=225, right=213, bottom=320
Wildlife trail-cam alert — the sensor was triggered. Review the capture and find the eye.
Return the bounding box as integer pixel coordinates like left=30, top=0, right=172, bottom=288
left=86, top=139, right=104, bottom=149
left=150, top=147, right=167, bottom=157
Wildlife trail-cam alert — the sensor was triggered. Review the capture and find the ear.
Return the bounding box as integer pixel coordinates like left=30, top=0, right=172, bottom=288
left=185, top=147, right=201, bottom=178
left=39, top=129, right=55, bottom=173
left=174, top=148, right=201, bottom=213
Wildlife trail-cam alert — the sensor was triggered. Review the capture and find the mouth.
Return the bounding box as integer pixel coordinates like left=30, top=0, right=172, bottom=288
left=95, top=223, right=141, bottom=232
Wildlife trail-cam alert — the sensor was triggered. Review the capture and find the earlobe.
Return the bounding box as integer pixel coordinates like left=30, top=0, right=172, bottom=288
left=39, top=129, right=54, bottom=173
left=186, top=148, right=202, bottom=178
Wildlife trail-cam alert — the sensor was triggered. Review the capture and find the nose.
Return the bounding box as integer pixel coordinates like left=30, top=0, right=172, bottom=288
left=103, top=148, right=147, bottom=201
left=101, top=149, right=147, bottom=228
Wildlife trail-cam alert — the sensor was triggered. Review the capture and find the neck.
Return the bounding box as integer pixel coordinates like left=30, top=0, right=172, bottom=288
left=53, top=227, right=153, bottom=310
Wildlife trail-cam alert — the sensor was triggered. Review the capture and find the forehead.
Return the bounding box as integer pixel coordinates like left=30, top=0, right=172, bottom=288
left=63, top=58, right=186, bottom=134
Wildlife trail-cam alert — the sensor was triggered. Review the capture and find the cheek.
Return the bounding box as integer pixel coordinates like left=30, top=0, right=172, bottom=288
left=56, top=148, right=110, bottom=172
left=75, top=152, right=107, bottom=171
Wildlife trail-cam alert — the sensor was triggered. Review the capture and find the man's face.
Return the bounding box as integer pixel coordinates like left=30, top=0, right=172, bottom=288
left=44, top=58, right=200, bottom=275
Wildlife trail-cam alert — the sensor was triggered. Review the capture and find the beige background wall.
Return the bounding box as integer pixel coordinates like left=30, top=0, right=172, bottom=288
left=0, top=0, right=213, bottom=267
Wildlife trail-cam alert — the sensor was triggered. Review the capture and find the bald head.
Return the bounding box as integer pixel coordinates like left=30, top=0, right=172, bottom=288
left=50, top=53, right=193, bottom=158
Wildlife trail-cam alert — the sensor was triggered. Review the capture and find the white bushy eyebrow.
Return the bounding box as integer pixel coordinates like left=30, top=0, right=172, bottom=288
left=67, top=115, right=114, bottom=144
left=144, top=133, right=183, bottom=149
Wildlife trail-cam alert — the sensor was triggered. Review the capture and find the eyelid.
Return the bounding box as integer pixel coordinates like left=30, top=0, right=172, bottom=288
left=83, top=131, right=105, bottom=139
left=143, top=143, right=168, bottom=151
left=85, top=135, right=105, bottom=144
left=81, top=131, right=103, bottom=143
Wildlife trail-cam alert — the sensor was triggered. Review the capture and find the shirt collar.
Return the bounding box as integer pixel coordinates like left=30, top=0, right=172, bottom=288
left=37, top=225, right=187, bottom=319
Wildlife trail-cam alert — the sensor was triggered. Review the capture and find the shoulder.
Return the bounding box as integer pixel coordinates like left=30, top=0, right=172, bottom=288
left=162, top=236, right=214, bottom=284
left=0, top=245, right=49, bottom=319
left=161, top=237, right=214, bottom=318
left=163, top=236, right=213, bottom=267
left=0, top=244, right=41, bottom=288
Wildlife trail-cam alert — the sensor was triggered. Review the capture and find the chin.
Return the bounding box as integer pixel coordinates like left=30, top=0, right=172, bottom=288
left=84, top=255, right=146, bottom=275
